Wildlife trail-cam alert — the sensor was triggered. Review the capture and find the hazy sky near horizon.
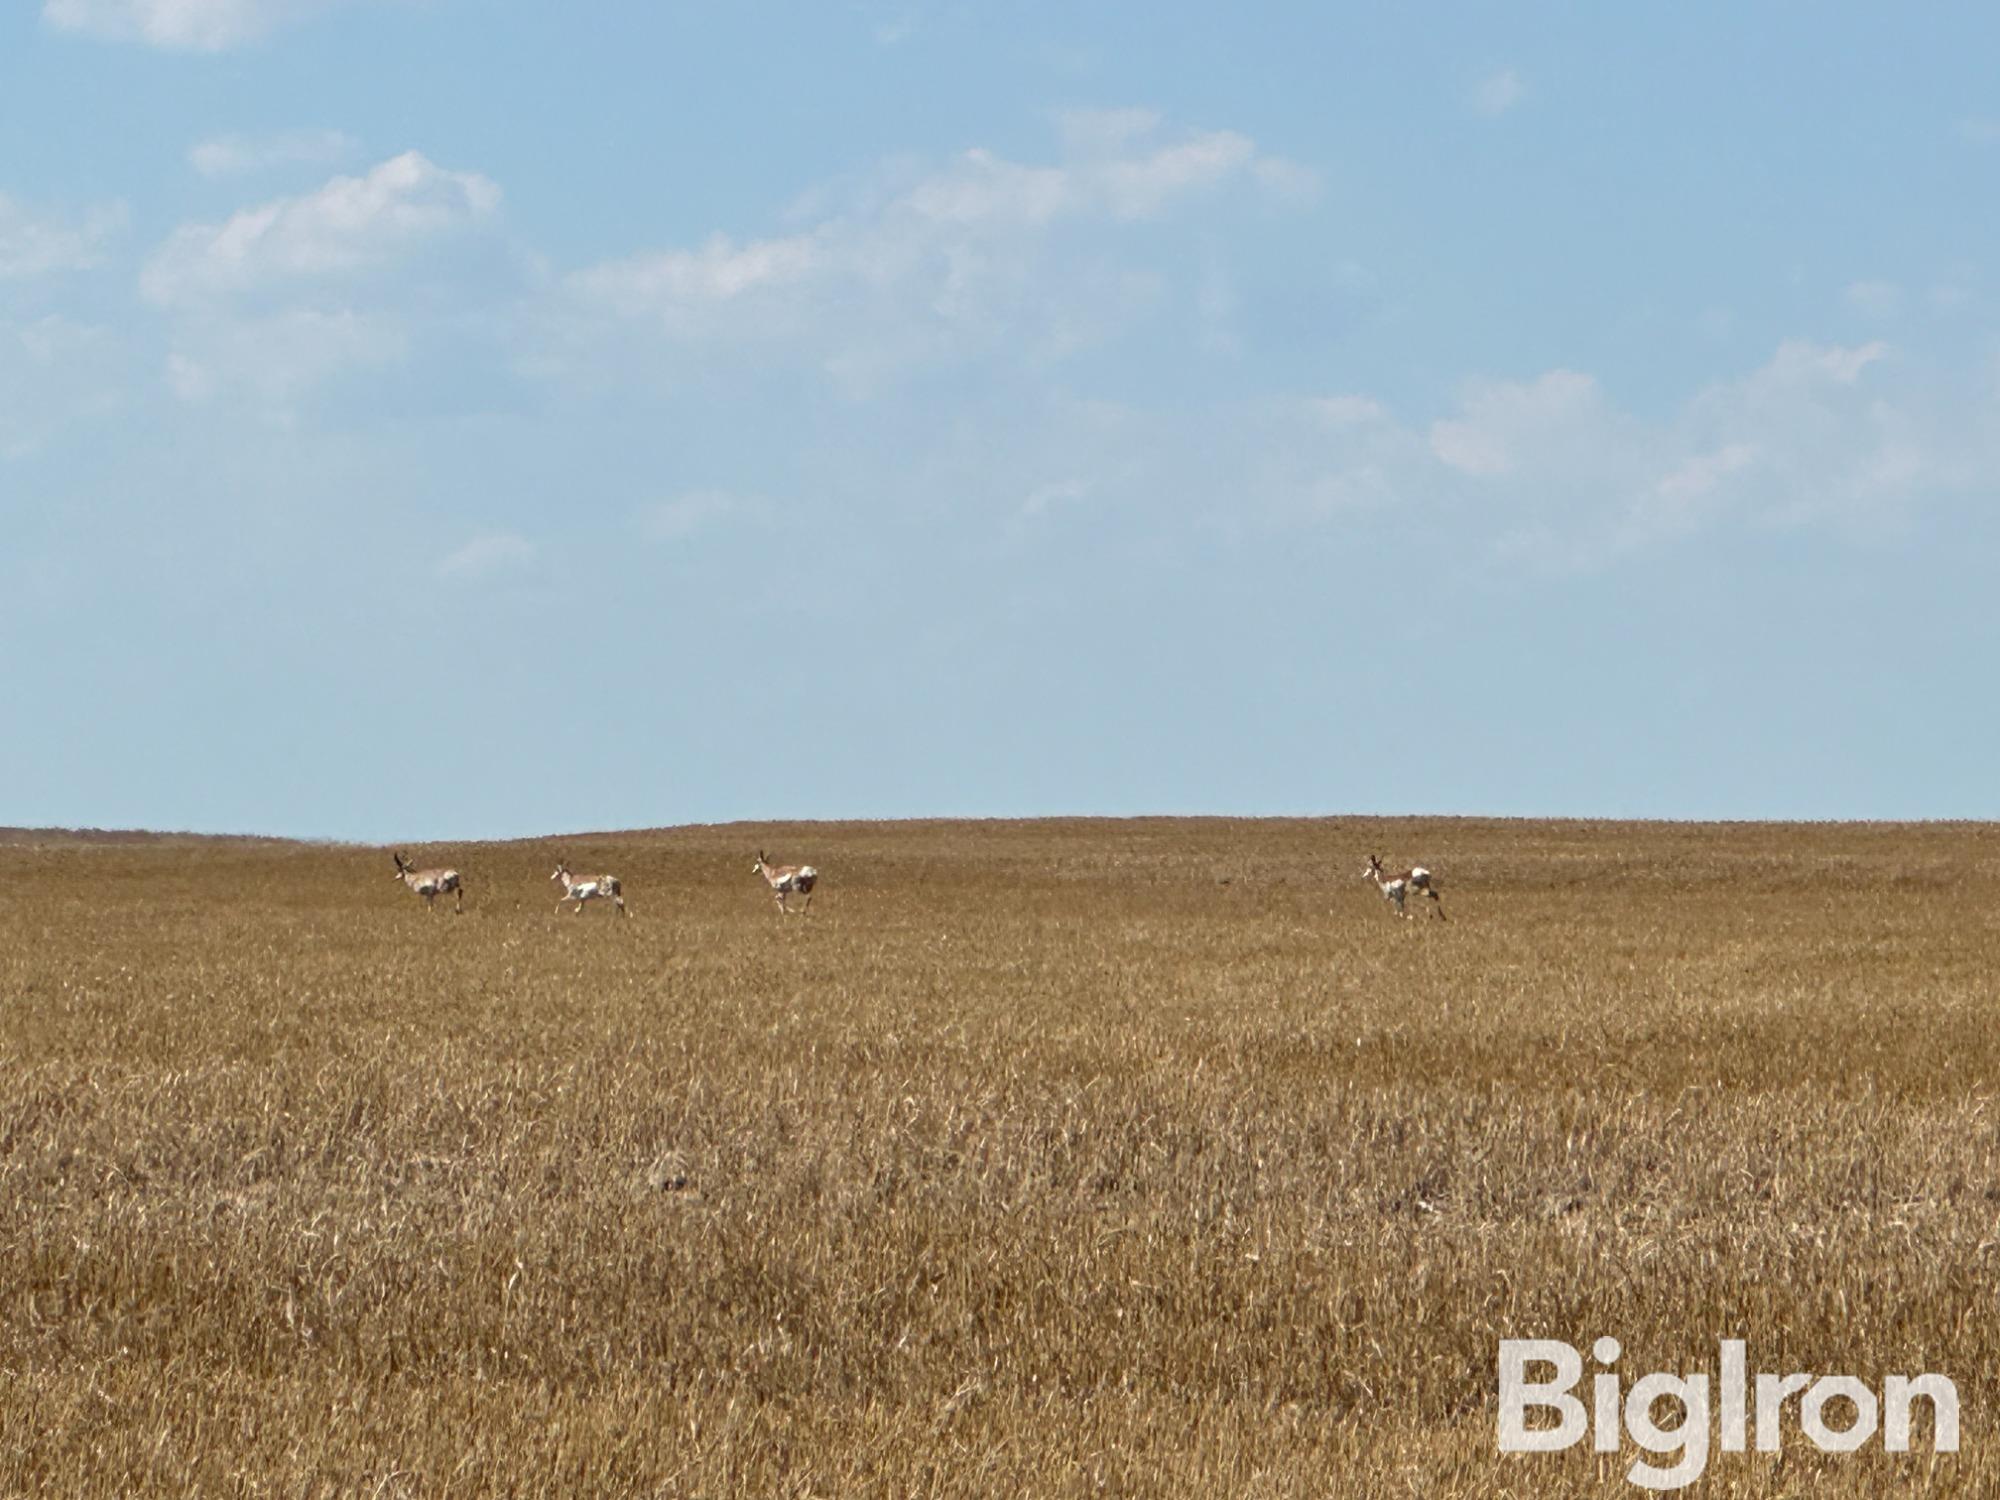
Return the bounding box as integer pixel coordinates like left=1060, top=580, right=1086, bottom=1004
left=6, top=3, right=2000, bottom=839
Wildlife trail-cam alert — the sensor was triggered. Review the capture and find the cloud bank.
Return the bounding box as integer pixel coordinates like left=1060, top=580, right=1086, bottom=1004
left=44, top=0, right=354, bottom=50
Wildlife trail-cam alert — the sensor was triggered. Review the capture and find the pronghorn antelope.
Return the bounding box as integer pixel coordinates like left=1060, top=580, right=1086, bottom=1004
left=1364, top=853, right=1445, bottom=920
left=551, top=860, right=628, bottom=917
left=391, top=852, right=465, bottom=914
left=752, top=851, right=818, bottom=914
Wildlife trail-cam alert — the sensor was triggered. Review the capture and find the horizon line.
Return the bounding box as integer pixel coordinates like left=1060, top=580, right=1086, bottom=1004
left=6, top=809, right=1999, bottom=848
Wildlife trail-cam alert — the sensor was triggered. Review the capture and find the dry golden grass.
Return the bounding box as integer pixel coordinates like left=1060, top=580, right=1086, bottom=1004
left=2, top=816, right=1996, bottom=1496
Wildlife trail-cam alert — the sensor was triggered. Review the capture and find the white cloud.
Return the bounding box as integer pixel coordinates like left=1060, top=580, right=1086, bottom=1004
left=0, top=315, right=122, bottom=459
left=143, top=151, right=500, bottom=308
left=1842, top=280, right=1902, bottom=320
left=1240, top=338, right=1951, bottom=563
left=1311, top=395, right=1390, bottom=427
left=1472, top=68, right=1525, bottom=117
left=43, top=0, right=355, bottom=49
left=1654, top=442, right=1756, bottom=504
left=873, top=16, right=915, bottom=46
left=1429, top=369, right=1614, bottom=478
left=572, top=233, right=825, bottom=321
left=636, top=489, right=760, bottom=542
left=437, top=532, right=535, bottom=581
left=900, top=130, right=1260, bottom=226
left=1194, top=255, right=1238, bottom=355
left=1620, top=440, right=1763, bottom=547
left=162, top=307, right=405, bottom=404
left=163, top=352, right=213, bottom=402
left=558, top=112, right=1311, bottom=387
left=1249, top=156, right=1323, bottom=203
left=1758, top=337, right=1886, bottom=386
left=188, top=128, right=358, bottom=178
left=1672, top=339, right=1931, bottom=530
left=0, top=194, right=125, bottom=279
left=140, top=152, right=504, bottom=410
left=1259, top=394, right=1431, bottom=517
left=579, top=335, right=1976, bottom=580
left=1020, top=478, right=1089, bottom=516
left=1053, top=106, right=1164, bottom=157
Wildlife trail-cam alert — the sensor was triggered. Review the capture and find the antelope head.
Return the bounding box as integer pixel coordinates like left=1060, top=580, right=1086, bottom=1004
left=551, top=861, right=570, bottom=885
left=392, top=852, right=410, bottom=879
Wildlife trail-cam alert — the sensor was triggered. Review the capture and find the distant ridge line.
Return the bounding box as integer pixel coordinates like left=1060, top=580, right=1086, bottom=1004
left=3, top=814, right=1995, bottom=849
left=0, top=827, right=307, bottom=847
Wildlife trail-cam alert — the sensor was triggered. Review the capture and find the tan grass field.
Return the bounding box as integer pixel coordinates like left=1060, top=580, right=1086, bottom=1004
left=1, top=816, right=1996, bottom=1496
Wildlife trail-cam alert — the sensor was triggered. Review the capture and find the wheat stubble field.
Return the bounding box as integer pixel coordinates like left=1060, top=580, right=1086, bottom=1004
left=1, top=817, right=1996, bottom=1497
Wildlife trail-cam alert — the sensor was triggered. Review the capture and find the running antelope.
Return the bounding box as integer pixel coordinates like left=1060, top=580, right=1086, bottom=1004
left=1364, top=853, right=1445, bottom=920
left=391, top=852, right=465, bottom=914
left=752, top=851, right=818, bottom=914
left=552, top=861, right=628, bottom=917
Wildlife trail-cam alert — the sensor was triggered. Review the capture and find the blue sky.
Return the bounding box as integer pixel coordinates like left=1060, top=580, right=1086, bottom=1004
left=5, top=3, right=1999, bottom=838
